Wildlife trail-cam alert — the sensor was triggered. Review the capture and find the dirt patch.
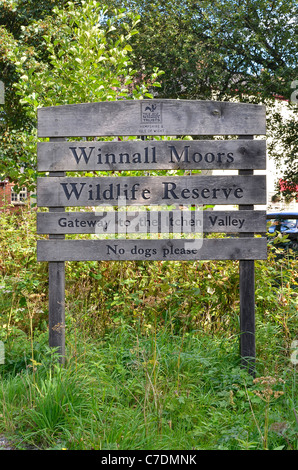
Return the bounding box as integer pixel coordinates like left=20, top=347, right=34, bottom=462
left=0, top=435, right=15, bottom=450
left=0, top=434, right=40, bottom=450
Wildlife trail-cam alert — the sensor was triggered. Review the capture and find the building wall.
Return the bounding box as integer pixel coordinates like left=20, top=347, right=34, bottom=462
left=0, top=182, right=29, bottom=211
left=0, top=181, right=12, bottom=208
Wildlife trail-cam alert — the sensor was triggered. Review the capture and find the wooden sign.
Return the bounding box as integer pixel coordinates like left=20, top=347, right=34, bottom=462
left=36, top=98, right=267, bottom=373
left=37, top=175, right=266, bottom=207
left=37, top=99, right=266, bottom=137
left=37, top=238, right=267, bottom=262
left=37, top=139, right=266, bottom=172
left=37, top=210, right=267, bottom=234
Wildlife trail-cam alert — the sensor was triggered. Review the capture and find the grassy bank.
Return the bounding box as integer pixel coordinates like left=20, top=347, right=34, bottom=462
left=0, top=206, right=297, bottom=450
left=1, top=325, right=297, bottom=450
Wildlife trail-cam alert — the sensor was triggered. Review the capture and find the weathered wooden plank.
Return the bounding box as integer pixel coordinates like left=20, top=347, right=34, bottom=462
left=37, top=100, right=266, bottom=137
left=37, top=238, right=267, bottom=261
left=37, top=175, right=266, bottom=207
left=37, top=210, right=267, bottom=234
left=37, top=139, right=266, bottom=171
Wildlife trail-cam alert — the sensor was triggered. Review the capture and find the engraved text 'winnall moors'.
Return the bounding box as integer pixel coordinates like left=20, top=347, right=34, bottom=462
left=70, top=145, right=234, bottom=166
left=37, top=140, right=266, bottom=172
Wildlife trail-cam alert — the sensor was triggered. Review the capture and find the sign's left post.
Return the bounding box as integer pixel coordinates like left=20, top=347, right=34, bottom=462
left=48, top=138, right=66, bottom=364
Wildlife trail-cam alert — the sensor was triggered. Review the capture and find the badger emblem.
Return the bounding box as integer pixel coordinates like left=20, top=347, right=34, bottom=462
left=141, top=102, right=162, bottom=124
left=144, top=104, right=157, bottom=113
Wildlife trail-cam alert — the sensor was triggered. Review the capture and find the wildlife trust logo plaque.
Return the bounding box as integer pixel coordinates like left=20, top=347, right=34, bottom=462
left=141, top=102, right=162, bottom=123
left=139, top=101, right=164, bottom=134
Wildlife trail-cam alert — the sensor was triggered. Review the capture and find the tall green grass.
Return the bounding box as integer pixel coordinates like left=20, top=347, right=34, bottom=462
left=0, top=206, right=297, bottom=450
left=0, top=324, right=297, bottom=450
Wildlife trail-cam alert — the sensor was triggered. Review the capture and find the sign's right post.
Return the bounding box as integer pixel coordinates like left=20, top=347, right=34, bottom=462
left=239, top=135, right=256, bottom=375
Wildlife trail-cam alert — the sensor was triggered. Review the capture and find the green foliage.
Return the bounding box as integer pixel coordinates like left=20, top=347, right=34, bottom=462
left=0, top=1, right=297, bottom=451
left=0, top=208, right=297, bottom=450
left=267, top=103, right=298, bottom=194
left=12, top=1, right=160, bottom=114
left=0, top=0, right=163, bottom=190
left=117, top=0, right=297, bottom=101
left=112, top=0, right=298, bottom=193
left=0, top=327, right=297, bottom=450
left=1, top=0, right=297, bottom=193
left=0, top=207, right=297, bottom=344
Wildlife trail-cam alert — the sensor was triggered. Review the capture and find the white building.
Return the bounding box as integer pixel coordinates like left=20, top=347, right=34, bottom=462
left=212, top=98, right=297, bottom=213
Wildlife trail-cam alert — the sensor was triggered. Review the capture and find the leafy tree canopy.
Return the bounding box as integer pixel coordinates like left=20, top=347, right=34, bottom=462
left=0, top=0, right=162, bottom=189
left=113, top=0, right=298, bottom=194
left=0, top=0, right=297, bottom=193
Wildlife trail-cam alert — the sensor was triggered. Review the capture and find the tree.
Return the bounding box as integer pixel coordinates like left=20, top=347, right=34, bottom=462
left=0, top=1, right=67, bottom=138
left=0, top=0, right=162, bottom=190
left=267, top=102, right=298, bottom=197
left=112, top=0, right=298, bottom=193
left=1, top=0, right=297, bottom=192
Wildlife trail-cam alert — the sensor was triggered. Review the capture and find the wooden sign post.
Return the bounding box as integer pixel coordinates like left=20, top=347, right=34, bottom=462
left=36, top=99, right=267, bottom=374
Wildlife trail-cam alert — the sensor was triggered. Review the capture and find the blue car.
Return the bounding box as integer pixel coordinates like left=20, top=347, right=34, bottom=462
left=267, top=212, right=298, bottom=248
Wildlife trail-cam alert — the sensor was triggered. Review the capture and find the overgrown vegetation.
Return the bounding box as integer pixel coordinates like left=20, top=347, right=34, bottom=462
left=0, top=206, right=297, bottom=450
left=0, top=0, right=297, bottom=451
left=0, top=0, right=163, bottom=191
left=1, top=0, right=297, bottom=194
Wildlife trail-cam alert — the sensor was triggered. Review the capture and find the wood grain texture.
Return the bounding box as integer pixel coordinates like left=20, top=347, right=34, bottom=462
left=47, top=137, right=66, bottom=363
left=37, top=139, right=266, bottom=171
left=37, top=99, right=266, bottom=137
left=48, top=261, right=65, bottom=358
left=240, top=259, right=256, bottom=370
left=238, top=135, right=256, bottom=374
left=37, top=238, right=267, bottom=261
left=37, top=210, right=267, bottom=234
left=37, top=175, right=266, bottom=207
